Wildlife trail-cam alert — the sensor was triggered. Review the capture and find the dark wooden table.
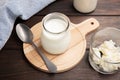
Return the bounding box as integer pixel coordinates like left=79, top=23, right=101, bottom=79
left=0, top=0, right=120, bottom=80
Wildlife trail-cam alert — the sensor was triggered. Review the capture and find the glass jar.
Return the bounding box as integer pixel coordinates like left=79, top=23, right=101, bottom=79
left=41, top=12, right=71, bottom=54
left=89, top=27, right=120, bottom=74
left=73, top=0, right=98, bottom=13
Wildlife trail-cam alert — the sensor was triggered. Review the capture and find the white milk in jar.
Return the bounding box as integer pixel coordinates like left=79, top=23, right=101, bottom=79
left=41, top=12, right=71, bottom=54
left=73, top=0, right=98, bottom=13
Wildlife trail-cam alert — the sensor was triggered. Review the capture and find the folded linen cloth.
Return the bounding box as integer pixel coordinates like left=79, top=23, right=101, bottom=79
left=0, top=0, right=55, bottom=50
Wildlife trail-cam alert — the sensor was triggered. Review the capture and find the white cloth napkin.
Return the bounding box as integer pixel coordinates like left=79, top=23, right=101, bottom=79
left=0, top=0, right=55, bottom=50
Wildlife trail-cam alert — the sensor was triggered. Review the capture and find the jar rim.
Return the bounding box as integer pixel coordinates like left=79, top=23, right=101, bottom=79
left=42, top=12, right=70, bottom=34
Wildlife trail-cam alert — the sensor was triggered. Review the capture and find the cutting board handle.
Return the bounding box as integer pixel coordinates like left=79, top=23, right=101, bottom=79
left=71, top=18, right=100, bottom=36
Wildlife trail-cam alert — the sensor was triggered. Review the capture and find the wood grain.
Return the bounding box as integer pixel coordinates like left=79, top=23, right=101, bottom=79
left=23, top=18, right=99, bottom=73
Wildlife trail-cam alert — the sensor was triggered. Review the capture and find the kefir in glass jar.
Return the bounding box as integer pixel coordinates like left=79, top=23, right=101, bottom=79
left=41, top=12, right=71, bottom=54
left=73, top=0, right=98, bottom=13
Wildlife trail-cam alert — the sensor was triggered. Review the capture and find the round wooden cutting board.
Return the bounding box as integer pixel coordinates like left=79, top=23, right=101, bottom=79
left=23, top=18, right=99, bottom=73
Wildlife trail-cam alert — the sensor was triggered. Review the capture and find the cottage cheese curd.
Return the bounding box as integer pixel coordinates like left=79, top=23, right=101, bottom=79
left=93, top=40, right=120, bottom=72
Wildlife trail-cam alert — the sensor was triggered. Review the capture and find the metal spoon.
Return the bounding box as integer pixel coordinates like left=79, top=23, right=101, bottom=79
left=16, top=23, right=57, bottom=73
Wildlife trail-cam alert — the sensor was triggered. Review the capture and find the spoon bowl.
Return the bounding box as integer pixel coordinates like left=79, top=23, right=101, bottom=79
left=16, top=24, right=33, bottom=43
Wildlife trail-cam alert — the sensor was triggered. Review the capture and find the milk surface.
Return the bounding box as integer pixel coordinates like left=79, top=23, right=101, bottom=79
left=44, top=19, right=67, bottom=33
left=41, top=19, right=71, bottom=54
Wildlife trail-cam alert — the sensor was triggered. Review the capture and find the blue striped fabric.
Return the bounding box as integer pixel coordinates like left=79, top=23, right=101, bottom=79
left=0, top=0, right=55, bottom=50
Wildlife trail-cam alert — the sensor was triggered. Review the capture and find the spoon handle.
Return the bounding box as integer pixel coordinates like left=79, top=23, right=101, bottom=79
left=31, top=41, right=57, bottom=73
